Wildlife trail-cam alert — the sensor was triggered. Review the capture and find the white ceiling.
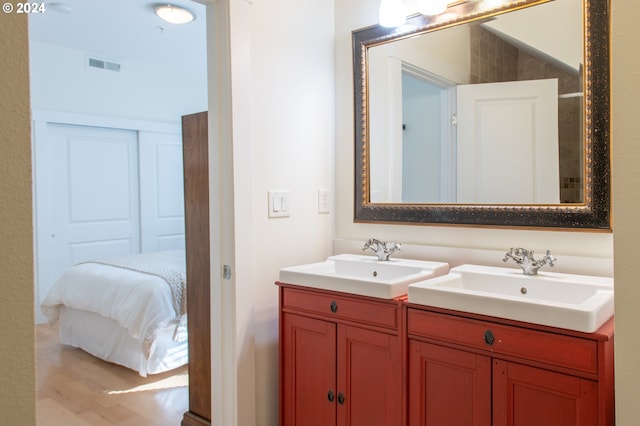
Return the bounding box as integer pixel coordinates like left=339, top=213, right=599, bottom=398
left=28, top=0, right=207, bottom=70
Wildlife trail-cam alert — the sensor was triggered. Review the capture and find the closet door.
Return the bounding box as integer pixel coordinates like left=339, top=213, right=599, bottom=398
left=139, top=130, right=185, bottom=252
left=34, top=122, right=140, bottom=317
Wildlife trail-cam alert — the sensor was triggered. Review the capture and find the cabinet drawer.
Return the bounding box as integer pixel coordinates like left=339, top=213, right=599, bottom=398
left=407, top=308, right=598, bottom=375
left=282, top=287, right=399, bottom=330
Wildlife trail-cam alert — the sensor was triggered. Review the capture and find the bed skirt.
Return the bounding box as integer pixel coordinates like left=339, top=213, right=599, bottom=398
left=58, top=307, right=188, bottom=376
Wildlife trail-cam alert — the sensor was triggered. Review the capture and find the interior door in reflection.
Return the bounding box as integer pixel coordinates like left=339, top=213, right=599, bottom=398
left=456, top=78, right=559, bottom=204
left=401, top=72, right=455, bottom=203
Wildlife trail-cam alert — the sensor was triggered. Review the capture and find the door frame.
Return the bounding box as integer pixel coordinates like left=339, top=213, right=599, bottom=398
left=400, top=63, right=457, bottom=202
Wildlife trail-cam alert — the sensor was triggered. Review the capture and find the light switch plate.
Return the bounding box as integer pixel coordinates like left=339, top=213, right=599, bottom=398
left=268, top=190, right=290, bottom=218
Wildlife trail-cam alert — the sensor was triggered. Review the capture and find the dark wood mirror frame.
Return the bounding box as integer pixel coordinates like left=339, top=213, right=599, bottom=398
left=353, top=0, right=610, bottom=230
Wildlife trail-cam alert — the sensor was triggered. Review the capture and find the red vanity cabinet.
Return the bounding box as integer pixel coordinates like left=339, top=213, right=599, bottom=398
left=408, top=340, right=491, bottom=425
left=277, top=282, right=406, bottom=426
left=406, top=305, right=615, bottom=426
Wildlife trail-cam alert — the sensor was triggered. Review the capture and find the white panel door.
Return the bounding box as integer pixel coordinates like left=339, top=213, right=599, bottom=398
left=34, top=122, right=140, bottom=320
left=456, top=78, right=559, bottom=204
left=138, top=131, right=185, bottom=252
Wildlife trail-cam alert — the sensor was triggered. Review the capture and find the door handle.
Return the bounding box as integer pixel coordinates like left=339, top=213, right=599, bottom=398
left=327, top=390, right=335, bottom=402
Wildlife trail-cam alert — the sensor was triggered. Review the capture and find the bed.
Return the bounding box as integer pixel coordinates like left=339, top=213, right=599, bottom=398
left=40, top=250, right=188, bottom=377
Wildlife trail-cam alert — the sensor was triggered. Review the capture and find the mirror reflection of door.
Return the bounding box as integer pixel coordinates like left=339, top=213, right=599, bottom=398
left=369, top=52, right=457, bottom=204
left=399, top=77, right=559, bottom=205
left=401, top=70, right=456, bottom=203
left=379, top=73, right=559, bottom=205
left=456, top=78, right=560, bottom=204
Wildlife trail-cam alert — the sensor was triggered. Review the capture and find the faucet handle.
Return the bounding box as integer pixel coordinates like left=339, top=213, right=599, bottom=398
left=542, top=249, right=556, bottom=267
left=362, top=238, right=379, bottom=250
left=386, top=241, right=402, bottom=251
left=503, top=247, right=521, bottom=263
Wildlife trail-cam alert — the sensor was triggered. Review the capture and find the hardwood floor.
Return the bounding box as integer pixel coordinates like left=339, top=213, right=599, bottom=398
left=36, top=324, right=188, bottom=425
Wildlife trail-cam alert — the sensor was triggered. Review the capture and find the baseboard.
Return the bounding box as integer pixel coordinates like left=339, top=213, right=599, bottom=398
left=181, top=411, right=211, bottom=426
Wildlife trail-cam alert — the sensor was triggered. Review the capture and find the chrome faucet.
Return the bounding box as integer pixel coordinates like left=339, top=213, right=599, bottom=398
left=503, top=247, right=556, bottom=275
left=362, top=238, right=402, bottom=261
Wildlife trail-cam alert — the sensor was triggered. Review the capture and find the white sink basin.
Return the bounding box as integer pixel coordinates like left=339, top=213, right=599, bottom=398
left=279, top=254, right=449, bottom=299
left=408, top=264, right=614, bottom=333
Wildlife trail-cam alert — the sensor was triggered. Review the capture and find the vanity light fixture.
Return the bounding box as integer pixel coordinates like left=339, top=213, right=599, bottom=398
left=154, top=4, right=196, bottom=24
left=379, top=0, right=407, bottom=27
left=379, top=0, right=459, bottom=27
left=479, top=0, right=507, bottom=9
left=418, top=0, right=449, bottom=15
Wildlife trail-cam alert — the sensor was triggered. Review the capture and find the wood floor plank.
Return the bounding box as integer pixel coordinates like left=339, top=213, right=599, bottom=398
left=37, top=398, right=93, bottom=426
left=36, top=324, right=188, bottom=426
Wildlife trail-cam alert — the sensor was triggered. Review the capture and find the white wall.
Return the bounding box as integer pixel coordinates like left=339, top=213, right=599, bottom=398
left=226, top=0, right=335, bottom=423
left=335, top=0, right=613, bottom=264
left=29, top=41, right=207, bottom=123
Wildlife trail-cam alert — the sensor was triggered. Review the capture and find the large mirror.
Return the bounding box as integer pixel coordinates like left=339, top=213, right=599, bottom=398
left=353, top=0, right=610, bottom=229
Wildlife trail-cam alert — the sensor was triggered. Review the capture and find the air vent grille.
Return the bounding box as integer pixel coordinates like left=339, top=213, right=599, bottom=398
left=88, top=57, right=121, bottom=72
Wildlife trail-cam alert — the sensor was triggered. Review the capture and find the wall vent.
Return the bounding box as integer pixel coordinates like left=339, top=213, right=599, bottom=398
left=88, top=57, right=121, bottom=72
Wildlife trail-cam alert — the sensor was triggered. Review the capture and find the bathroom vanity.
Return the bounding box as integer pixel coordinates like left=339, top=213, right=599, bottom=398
left=406, top=305, right=614, bottom=426
left=277, top=283, right=406, bottom=426
left=277, top=254, right=449, bottom=425
left=277, top=253, right=615, bottom=426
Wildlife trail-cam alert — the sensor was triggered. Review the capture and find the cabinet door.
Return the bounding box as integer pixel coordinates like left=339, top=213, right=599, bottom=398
left=282, top=313, right=337, bottom=426
left=493, top=360, right=598, bottom=426
left=337, top=325, right=402, bottom=426
left=408, top=340, right=491, bottom=426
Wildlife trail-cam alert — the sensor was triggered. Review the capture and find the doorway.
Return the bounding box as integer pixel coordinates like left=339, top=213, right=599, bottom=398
left=29, top=0, right=207, bottom=423
left=400, top=69, right=455, bottom=203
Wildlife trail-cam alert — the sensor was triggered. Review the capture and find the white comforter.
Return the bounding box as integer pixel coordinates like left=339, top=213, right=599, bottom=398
left=41, top=251, right=185, bottom=352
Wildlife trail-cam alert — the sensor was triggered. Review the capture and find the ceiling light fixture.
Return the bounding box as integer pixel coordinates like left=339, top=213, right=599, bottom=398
left=47, top=2, right=73, bottom=14
left=154, top=4, right=196, bottom=25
